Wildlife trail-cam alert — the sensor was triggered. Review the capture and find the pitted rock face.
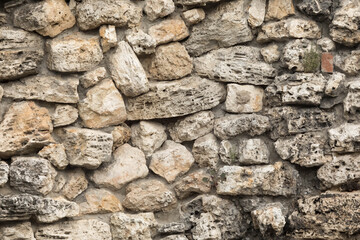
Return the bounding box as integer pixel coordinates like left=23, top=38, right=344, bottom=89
left=0, top=161, right=9, bottom=187
left=80, top=188, right=123, bottom=215
left=0, top=222, right=35, bottom=240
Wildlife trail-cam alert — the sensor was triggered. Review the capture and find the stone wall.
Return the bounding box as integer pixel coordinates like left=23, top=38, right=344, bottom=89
left=0, top=0, right=360, bottom=239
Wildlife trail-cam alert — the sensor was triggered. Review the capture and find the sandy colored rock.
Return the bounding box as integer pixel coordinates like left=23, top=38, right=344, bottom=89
left=225, top=84, right=264, bottom=113
left=0, top=222, right=35, bottom=240
left=219, top=140, right=239, bottom=165
left=38, top=143, right=68, bottom=170
left=174, top=0, right=222, bottom=6
left=174, top=169, right=212, bottom=199
left=339, top=50, right=360, bottom=75
left=149, top=18, right=189, bottom=45
left=344, top=81, right=360, bottom=115
left=80, top=189, right=123, bottom=215
left=182, top=8, right=205, bottom=25
left=160, top=235, right=188, bottom=240
left=248, top=0, right=266, bottom=28
left=125, top=29, right=156, bottom=55
left=192, top=133, right=219, bottom=168
left=317, top=37, right=336, bottom=52
left=239, top=139, right=270, bottom=165
left=328, top=123, right=360, bottom=153
left=251, top=203, right=286, bottom=236
left=112, top=123, right=131, bottom=150
left=265, top=0, right=295, bottom=20
left=52, top=105, right=78, bottom=127
left=61, top=169, right=88, bottom=200
left=80, top=67, right=107, bottom=88
left=99, top=25, right=117, bottom=53
left=261, top=44, right=280, bottom=63
left=0, top=161, right=9, bottom=187
left=324, top=72, right=345, bottom=97
left=144, top=0, right=175, bottom=21
left=281, top=39, right=315, bottom=72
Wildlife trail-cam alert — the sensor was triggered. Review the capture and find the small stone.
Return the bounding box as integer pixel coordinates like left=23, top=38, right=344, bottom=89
left=90, top=144, right=148, bottom=189
left=169, top=111, right=214, bottom=143
left=297, top=0, right=333, bottom=20
left=322, top=52, right=334, bottom=73
left=182, top=8, right=205, bottom=25
left=112, top=123, right=131, bottom=150
left=131, top=121, right=167, bottom=157
left=174, top=0, right=220, bottom=6
left=344, top=81, right=360, bottom=115
left=0, top=222, right=35, bottom=240
left=340, top=50, right=360, bottom=75
left=80, top=67, right=107, bottom=88
left=174, top=169, right=212, bottom=199
left=325, top=72, right=345, bottom=97
left=52, top=105, right=78, bottom=127
left=192, top=213, right=221, bottom=240
left=0, top=161, right=9, bottom=187
left=281, top=39, right=315, bottom=72
left=225, top=84, right=264, bottom=113
left=80, top=189, right=123, bottom=215
left=107, top=41, right=149, bottom=97
left=149, top=18, right=189, bottom=45
left=160, top=235, right=188, bottom=240
left=239, top=139, right=270, bottom=165
left=99, top=25, right=117, bottom=53
left=219, top=140, right=238, bottom=165
left=61, top=169, right=88, bottom=200
left=13, top=0, right=75, bottom=37
left=328, top=123, right=360, bottom=153
left=265, top=0, right=295, bottom=20
left=79, top=79, right=127, bottom=129
left=251, top=203, right=286, bottom=236
left=0, top=86, right=3, bottom=102
left=192, top=133, right=219, bottom=168
left=125, top=29, right=156, bottom=55
left=53, top=174, right=67, bottom=193
left=38, top=143, right=68, bottom=170
left=260, top=44, right=280, bottom=63
left=158, top=222, right=191, bottom=234
left=150, top=140, right=195, bottom=183
left=317, top=37, right=336, bottom=52
left=248, top=0, right=266, bottom=28
left=144, top=0, right=175, bottom=21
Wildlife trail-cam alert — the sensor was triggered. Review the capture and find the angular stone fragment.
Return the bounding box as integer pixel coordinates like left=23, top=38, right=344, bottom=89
left=126, top=76, right=226, bottom=120
left=46, top=34, right=103, bottom=72
left=144, top=0, right=175, bottom=21
left=76, top=0, right=142, bottom=30
left=225, top=84, right=264, bottom=113
left=79, top=79, right=127, bottom=128
left=125, top=29, right=156, bottom=55
left=160, top=235, right=188, bottom=240
left=248, top=0, right=266, bottom=28
left=297, top=0, right=333, bottom=20
left=239, top=139, right=270, bottom=165
left=217, top=162, right=298, bottom=196
left=251, top=203, right=286, bottom=236
left=80, top=67, right=107, bottom=88
left=0, top=102, right=53, bottom=159
left=0, top=26, right=43, bottom=50
left=317, top=37, right=336, bottom=52
left=61, top=169, right=88, bottom=200
left=185, top=0, right=252, bottom=56
left=36, top=219, right=111, bottom=240
left=55, top=127, right=113, bottom=169
left=265, top=0, right=295, bottom=20
left=182, top=8, right=205, bottom=25
left=0, top=86, right=3, bottom=102
left=158, top=222, right=191, bottom=234
left=261, top=44, right=280, bottom=63
left=169, top=111, right=214, bottom=143
left=149, top=18, right=189, bottom=45
left=339, top=50, right=360, bottom=75
left=344, top=81, right=360, bottom=115
left=325, top=72, right=345, bottom=97
left=80, top=189, right=123, bottom=215
left=90, top=144, right=148, bottom=189
left=112, top=123, right=131, bottom=151
left=38, top=143, right=68, bottom=170
left=281, top=39, right=317, bottom=72
left=1, top=75, right=79, bottom=103
left=52, top=105, right=78, bottom=127
left=194, top=46, right=276, bottom=85
left=192, top=213, right=221, bottom=240
left=328, top=123, right=360, bottom=153
left=99, top=25, right=117, bottom=53
left=219, top=140, right=239, bottom=165
left=192, top=133, right=219, bottom=168
left=150, top=140, right=195, bottom=183
left=0, top=222, right=35, bottom=240
left=174, top=0, right=221, bottom=6
left=0, top=161, right=9, bottom=187
left=13, top=0, right=75, bottom=37
left=174, top=169, right=213, bottom=199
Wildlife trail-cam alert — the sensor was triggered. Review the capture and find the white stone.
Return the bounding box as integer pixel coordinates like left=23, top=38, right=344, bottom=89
left=144, top=0, right=175, bottom=21
left=125, top=29, right=156, bottom=55
left=325, top=72, right=345, bottom=97
left=0, top=161, right=9, bottom=187
left=239, top=139, right=270, bottom=165
left=182, top=8, right=205, bottom=25
left=38, top=143, right=68, bottom=170
left=99, top=25, right=117, bottom=53
left=80, top=188, right=123, bottom=215
left=80, top=67, right=107, bottom=88
left=61, top=168, right=88, bottom=200
left=261, top=44, right=280, bottom=63
left=52, top=105, right=78, bottom=127
left=328, top=123, right=360, bottom=153
left=248, top=0, right=266, bottom=28
left=225, top=84, right=264, bottom=113
left=192, top=133, right=219, bottom=168
left=251, top=203, right=286, bottom=236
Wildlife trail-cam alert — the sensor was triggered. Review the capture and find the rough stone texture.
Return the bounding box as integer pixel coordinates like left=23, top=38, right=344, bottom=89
left=339, top=50, right=360, bottom=75
left=1, top=75, right=79, bottom=103
left=80, top=189, right=123, bottom=215
left=328, top=123, right=360, bottom=153
left=225, top=84, right=264, bottom=113
left=79, top=79, right=127, bottom=128
left=126, top=76, right=226, bottom=120
left=52, top=105, right=78, bottom=127
left=61, top=168, right=88, bottom=200
left=125, top=29, right=156, bottom=55
left=99, top=25, right=117, bottom=53
left=325, top=72, right=345, bottom=97
left=216, top=162, right=298, bottom=196
left=265, top=0, right=295, bottom=20
left=261, top=44, right=280, bottom=63
left=192, top=133, right=219, bottom=168
left=318, top=37, right=336, bottom=52
left=174, top=0, right=221, bottom=6
left=160, top=235, right=188, bottom=240
left=0, top=101, right=53, bottom=159
left=297, top=0, right=333, bottom=20
left=149, top=18, right=189, bottom=45
left=0, top=161, right=9, bottom=187
left=46, top=34, right=103, bottom=72
left=76, top=0, right=142, bottom=30
left=182, top=8, right=205, bottom=25
left=112, top=123, right=131, bottom=151
left=55, top=127, right=113, bottom=169
left=344, top=81, right=360, bottom=115
left=194, top=46, right=277, bottom=85
left=185, top=0, right=253, bottom=56
left=90, top=144, right=148, bottom=189
left=0, top=86, right=3, bottom=102
left=150, top=140, right=195, bottom=183
left=107, top=41, right=149, bottom=97
left=239, top=139, right=270, bottom=165
left=13, top=0, right=75, bottom=37
left=169, top=111, right=214, bottom=143
left=251, top=203, right=286, bottom=236
left=80, top=67, right=107, bottom=88
left=248, top=0, right=266, bottom=28
left=36, top=219, right=111, bottom=240
left=38, top=143, right=68, bottom=170
left=157, top=222, right=191, bottom=234
left=282, top=39, right=318, bottom=72
left=174, top=169, right=213, bottom=199
left=144, top=0, right=175, bottom=21
left=219, top=140, right=239, bottom=165
left=0, top=222, right=35, bottom=240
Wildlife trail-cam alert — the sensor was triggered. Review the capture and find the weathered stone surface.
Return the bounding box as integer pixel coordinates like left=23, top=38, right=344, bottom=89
left=194, top=46, right=277, bottom=85
left=192, top=133, right=219, bottom=168
left=0, top=222, right=35, bottom=240
left=112, top=123, right=131, bottom=151
left=1, top=75, right=79, bottom=103
left=149, top=18, right=189, bottom=45
left=107, top=41, right=149, bottom=97
left=76, top=0, right=142, bottom=30
left=174, top=169, right=213, bottom=199
left=99, top=25, right=117, bottom=53
left=257, top=18, right=321, bottom=43
left=338, top=50, right=360, bottom=75
left=131, top=121, right=167, bottom=157
left=125, top=29, right=156, bottom=55
left=90, top=144, right=148, bottom=189
left=182, top=8, right=205, bottom=25
left=79, top=79, right=127, bottom=129
left=344, top=81, right=360, bottom=115
left=38, top=143, right=68, bottom=170
left=251, top=203, right=286, bottom=236
left=144, top=0, right=175, bottom=21
left=52, top=105, right=78, bottom=127
left=297, top=0, right=333, bottom=20
left=225, top=84, right=264, bottom=113
left=192, top=213, right=221, bottom=239
left=248, top=0, right=266, bottom=28
left=0, top=101, right=53, bottom=159
left=36, top=219, right=111, bottom=240
left=214, top=114, right=271, bottom=140
left=150, top=140, right=195, bottom=183
left=0, top=161, right=9, bottom=187
left=0, top=86, right=3, bottom=102
left=184, top=0, right=253, bottom=56
left=217, top=162, right=298, bottom=196
left=13, top=0, right=75, bottom=37
left=318, top=37, right=336, bottom=52
left=261, top=44, right=280, bottom=63
left=110, top=212, right=157, bottom=240
left=80, top=67, right=107, bottom=88
left=174, top=0, right=221, bottom=6
left=324, top=72, right=345, bottom=97
left=265, top=0, right=295, bottom=20
left=158, top=222, right=191, bottom=234
left=0, top=26, right=43, bottom=50
left=328, top=123, right=360, bottom=153
left=46, top=34, right=103, bottom=72
left=80, top=189, right=123, bottom=215
left=160, top=235, right=188, bottom=240
left=219, top=140, right=239, bottom=165
left=126, top=76, right=226, bottom=120
left=142, top=42, right=193, bottom=81
left=55, top=127, right=113, bottom=169
left=239, top=139, right=270, bottom=165
left=61, top=169, right=88, bottom=200
left=123, top=179, right=177, bottom=212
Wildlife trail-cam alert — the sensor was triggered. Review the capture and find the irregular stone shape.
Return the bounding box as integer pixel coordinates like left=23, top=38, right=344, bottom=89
left=248, top=0, right=266, bottom=28
left=1, top=75, right=79, bottom=103
left=324, top=72, right=345, bottom=97
left=99, top=25, right=117, bottom=53
left=36, top=219, right=111, bottom=240
left=80, top=189, right=123, bottom=215
left=112, top=123, right=131, bottom=151
left=225, top=84, right=264, bottom=113
left=321, top=52, right=334, bottom=73
left=123, top=179, right=177, bottom=212
left=261, top=44, right=280, bottom=63
left=80, top=67, right=107, bottom=88
left=214, top=114, right=271, bottom=140
left=239, top=139, right=269, bottom=165
left=38, top=143, right=68, bottom=170
left=13, top=0, right=75, bottom=37
left=182, top=8, right=205, bottom=25
left=0, top=194, right=79, bottom=223
left=342, top=51, right=360, bottom=76
left=289, top=192, right=360, bottom=239
left=46, top=34, right=103, bottom=72
left=192, top=133, right=219, bottom=168
left=142, top=42, right=193, bottom=81
left=158, top=222, right=191, bottom=234
left=0, top=222, right=35, bottom=240
left=174, top=169, right=213, bottom=199
left=281, top=39, right=317, bottom=72
left=90, top=144, right=148, bottom=189
left=110, top=212, right=157, bottom=240
left=126, top=76, right=226, bottom=120
left=251, top=203, right=286, bottom=236
left=61, top=169, right=88, bottom=200
left=194, top=46, right=277, bottom=85
left=0, top=102, right=53, bottom=159
left=317, top=37, right=336, bottom=52
left=131, top=121, right=167, bottom=157
left=219, top=140, right=239, bottom=165
left=160, top=235, right=188, bottom=240
left=297, top=0, right=333, bottom=20
left=76, top=0, right=142, bottom=30
left=169, top=111, right=214, bottom=143
left=52, top=105, right=78, bottom=127
left=0, top=161, right=9, bottom=187
left=150, top=140, right=195, bottom=183
left=174, top=0, right=221, bottom=6
left=0, top=26, right=43, bottom=50
left=328, top=123, right=360, bottom=153
left=257, top=18, right=321, bottom=43
left=184, top=0, right=253, bottom=56
left=107, top=41, right=149, bottom=97
left=330, top=0, right=360, bottom=46
left=79, top=79, right=127, bottom=128
left=125, top=29, right=156, bottom=55
left=144, top=0, right=175, bottom=21
left=149, top=18, right=189, bottom=45
left=192, top=212, right=221, bottom=240
left=265, top=0, right=295, bottom=20
left=217, top=162, right=298, bottom=196
left=55, top=127, right=113, bottom=169
left=344, top=81, right=360, bottom=115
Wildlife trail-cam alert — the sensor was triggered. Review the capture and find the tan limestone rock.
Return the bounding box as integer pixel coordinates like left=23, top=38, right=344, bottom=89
left=52, top=105, right=78, bottom=127
left=61, top=168, right=88, bottom=200
left=80, top=189, right=123, bottom=215
left=265, top=0, right=295, bottom=21
left=112, top=123, right=131, bottom=151
left=99, top=25, right=117, bottom=53
left=182, top=8, right=205, bottom=25
left=38, top=143, right=69, bottom=170
left=174, top=169, right=213, bottom=199
left=149, top=18, right=189, bottom=45
left=225, top=84, right=264, bottom=113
